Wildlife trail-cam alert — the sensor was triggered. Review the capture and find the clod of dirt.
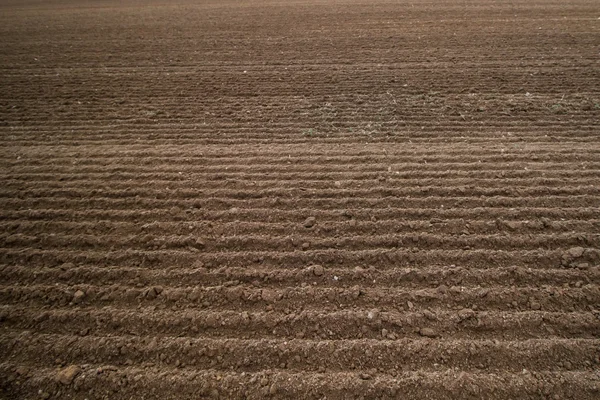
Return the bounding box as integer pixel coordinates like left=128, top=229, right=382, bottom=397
left=349, top=285, right=361, bottom=299
left=312, top=265, right=324, bottom=276
left=303, top=217, right=316, bottom=228
left=419, top=328, right=438, bottom=338
left=530, top=302, right=541, bottom=310
left=73, top=290, right=85, bottom=304
left=261, top=289, right=279, bottom=303
left=458, top=308, right=475, bottom=320
left=529, top=298, right=541, bottom=310
left=566, top=247, right=585, bottom=259
left=423, top=309, right=436, bottom=320
left=144, top=286, right=163, bottom=300
left=56, top=365, right=81, bottom=385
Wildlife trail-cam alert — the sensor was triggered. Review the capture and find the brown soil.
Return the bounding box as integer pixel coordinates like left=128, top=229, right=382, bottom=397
left=1, top=0, right=599, bottom=399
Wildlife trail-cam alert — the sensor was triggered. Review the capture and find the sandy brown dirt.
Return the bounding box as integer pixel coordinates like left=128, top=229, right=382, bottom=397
left=1, top=0, right=599, bottom=399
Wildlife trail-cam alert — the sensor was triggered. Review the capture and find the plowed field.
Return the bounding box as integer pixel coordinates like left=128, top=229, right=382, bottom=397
left=1, top=0, right=599, bottom=399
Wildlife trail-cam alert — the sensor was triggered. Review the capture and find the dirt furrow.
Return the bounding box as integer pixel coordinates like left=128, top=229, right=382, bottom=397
left=2, top=364, right=599, bottom=400
left=1, top=264, right=596, bottom=289
left=1, top=247, right=597, bottom=270
left=2, top=282, right=598, bottom=313
left=1, top=333, right=597, bottom=374
left=2, top=218, right=598, bottom=238
left=2, top=307, right=598, bottom=341
left=1, top=232, right=598, bottom=254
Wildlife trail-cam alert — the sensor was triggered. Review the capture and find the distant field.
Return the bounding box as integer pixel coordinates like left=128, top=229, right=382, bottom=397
left=1, top=0, right=599, bottom=398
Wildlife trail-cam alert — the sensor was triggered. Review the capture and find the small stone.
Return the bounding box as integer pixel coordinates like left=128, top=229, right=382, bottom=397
left=301, top=242, right=310, bottom=250
left=40, top=392, right=51, bottom=400
left=269, top=384, right=277, bottom=395
left=59, top=262, right=74, bottom=270
left=381, top=328, right=389, bottom=338
left=303, top=217, right=316, bottom=228
left=505, top=221, right=519, bottom=230
left=312, top=265, right=324, bottom=276
left=423, top=309, right=436, bottom=320
left=367, top=308, right=380, bottom=320
left=359, top=372, right=372, bottom=380
left=73, top=290, right=85, bottom=304
left=144, top=287, right=159, bottom=300
left=56, top=365, right=81, bottom=385
left=419, top=328, right=438, bottom=338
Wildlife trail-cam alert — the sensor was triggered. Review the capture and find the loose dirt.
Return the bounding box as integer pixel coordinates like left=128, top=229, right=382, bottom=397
left=1, top=0, right=599, bottom=399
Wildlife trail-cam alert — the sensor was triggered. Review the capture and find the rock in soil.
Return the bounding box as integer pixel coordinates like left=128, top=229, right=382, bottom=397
left=73, top=289, right=85, bottom=303
left=419, top=328, right=438, bottom=338
left=56, top=365, right=82, bottom=385
left=303, top=217, right=316, bottom=228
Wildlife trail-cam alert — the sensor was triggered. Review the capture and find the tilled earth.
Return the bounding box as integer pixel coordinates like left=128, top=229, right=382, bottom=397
left=1, top=0, right=599, bottom=399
